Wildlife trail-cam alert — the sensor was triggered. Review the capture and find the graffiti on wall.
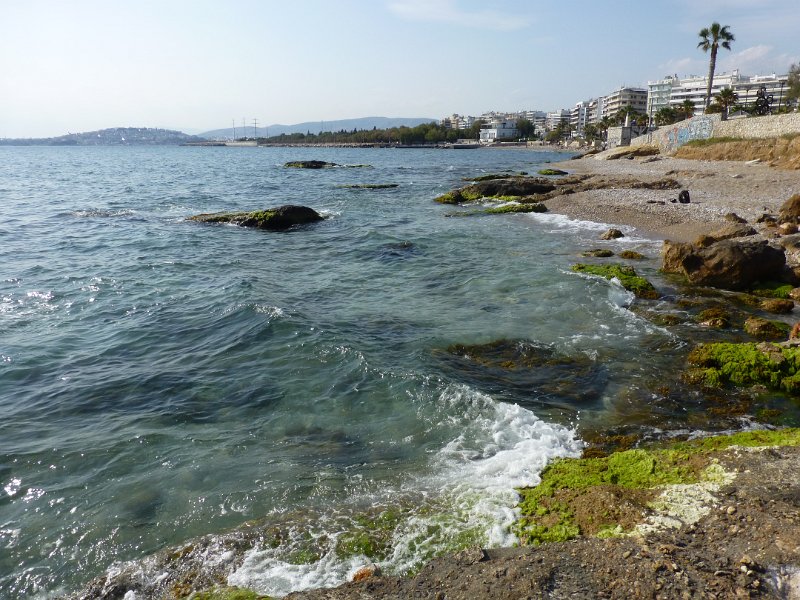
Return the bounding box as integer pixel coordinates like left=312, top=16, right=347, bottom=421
left=662, top=116, right=715, bottom=153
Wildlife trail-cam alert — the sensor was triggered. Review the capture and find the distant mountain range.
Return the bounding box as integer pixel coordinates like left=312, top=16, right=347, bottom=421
left=0, top=118, right=439, bottom=146
left=0, top=127, right=204, bottom=146
left=198, top=116, right=437, bottom=139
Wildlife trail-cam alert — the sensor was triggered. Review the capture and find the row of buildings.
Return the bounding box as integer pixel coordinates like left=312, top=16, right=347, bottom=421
left=443, top=70, right=792, bottom=142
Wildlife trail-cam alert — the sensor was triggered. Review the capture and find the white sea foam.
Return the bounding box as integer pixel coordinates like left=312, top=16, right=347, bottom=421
left=228, top=385, right=580, bottom=597
left=229, top=550, right=367, bottom=597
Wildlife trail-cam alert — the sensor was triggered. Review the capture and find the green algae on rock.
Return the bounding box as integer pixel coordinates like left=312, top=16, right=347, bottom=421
left=686, top=341, right=800, bottom=393
left=484, top=203, right=547, bottom=214
left=618, top=250, right=646, bottom=260
left=571, top=264, right=659, bottom=299
left=188, top=205, right=324, bottom=231
left=514, top=428, right=800, bottom=546
left=537, top=168, right=569, bottom=176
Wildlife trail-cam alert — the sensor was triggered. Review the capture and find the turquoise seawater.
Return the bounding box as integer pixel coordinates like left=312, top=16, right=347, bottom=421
left=0, top=145, right=769, bottom=597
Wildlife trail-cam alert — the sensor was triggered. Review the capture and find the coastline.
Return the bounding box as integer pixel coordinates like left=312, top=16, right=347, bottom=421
left=545, top=153, right=800, bottom=243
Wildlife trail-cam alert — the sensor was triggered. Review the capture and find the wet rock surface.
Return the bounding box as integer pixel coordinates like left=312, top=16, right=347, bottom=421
left=288, top=444, right=800, bottom=600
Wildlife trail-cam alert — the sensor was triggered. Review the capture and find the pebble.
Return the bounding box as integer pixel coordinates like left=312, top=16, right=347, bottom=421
left=622, top=550, right=632, bottom=559
left=726, top=506, right=737, bottom=515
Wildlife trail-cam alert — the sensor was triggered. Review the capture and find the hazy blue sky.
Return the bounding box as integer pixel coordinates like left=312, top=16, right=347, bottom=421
left=2, top=0, right=798, bottom=138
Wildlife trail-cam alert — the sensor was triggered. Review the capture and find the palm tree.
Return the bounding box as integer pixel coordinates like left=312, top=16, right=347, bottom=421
left=714, top=87, right=739, bottom=119
left=697, top=22, right=735, bottom=109
left=681, top=99, right=696, bottom=120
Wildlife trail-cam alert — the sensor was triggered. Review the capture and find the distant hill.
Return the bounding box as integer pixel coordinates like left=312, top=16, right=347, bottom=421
left=199, top=116, right=437, bottom=140
left=0, top=127, right=205, bottom=146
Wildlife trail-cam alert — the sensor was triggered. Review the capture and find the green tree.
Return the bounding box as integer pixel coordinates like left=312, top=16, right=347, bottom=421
left=787, top=63, right=800, bottom=109
left=680, top=99, right=696, bottom=120
left=697, top=22, right=735, bottom=109
left=613, top=105, right=644, bottom=126
left=516, top=118, right=535, bottom=139
left=654, top=106, right=680, bottom=126
left=713, top=87, right=738, bottom=119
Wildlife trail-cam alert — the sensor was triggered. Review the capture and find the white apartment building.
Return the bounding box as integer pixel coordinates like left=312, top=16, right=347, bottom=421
left=545, top=110, right=570, bottom=131
left=646, top=76, right=679, bottom=122
left=647, top=70, right=791, bottom=121
left=440, top=114, right=478, bottom=130
left=570, top=101, right=590, bottom=134
left=479, top=119, right=520, bottom=143
left=602, top=87, right=648, bottom=121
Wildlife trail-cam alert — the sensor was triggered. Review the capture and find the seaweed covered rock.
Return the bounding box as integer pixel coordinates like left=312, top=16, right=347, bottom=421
left=662, top=238, right=786, bottom=291
left=189, top=205, right=324, bottom=230
left=514, top=429, right=800, bottom=546
left=571, top=263, right=659, bottom=299
left=284, top=160, right=338, bottom=169
left=434, top=177, right=556, bottom=204
left=686, top=341, right=800, bottom=393
left=434, top=339, right=606, bottom=408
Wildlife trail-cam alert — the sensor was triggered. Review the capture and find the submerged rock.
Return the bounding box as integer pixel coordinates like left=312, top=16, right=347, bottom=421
left=285, top=160, right=338, bottom=168
left=571, top=263, right=659, bottom=299
left=435, top=339, right=607, bottom=409
left=189, top=205, right=324, bottom=230
left=600, top=228, right=624, bottom=240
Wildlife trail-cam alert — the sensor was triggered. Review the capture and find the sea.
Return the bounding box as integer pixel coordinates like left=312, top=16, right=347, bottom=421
left=1, top=145, right=794, bottom=598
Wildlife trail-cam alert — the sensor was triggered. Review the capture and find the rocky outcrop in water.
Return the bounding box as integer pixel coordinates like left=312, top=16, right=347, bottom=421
left=188, top=205, right=324, bottom=230
left=285, top=160, right=339, bottom=169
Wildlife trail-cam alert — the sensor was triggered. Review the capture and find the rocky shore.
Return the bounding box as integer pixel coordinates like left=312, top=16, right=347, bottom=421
left=72, top=150, right=800, bottom=600
left=545, top=151, right=800, bottom=243
left=282, top=152, right=800, bottom=600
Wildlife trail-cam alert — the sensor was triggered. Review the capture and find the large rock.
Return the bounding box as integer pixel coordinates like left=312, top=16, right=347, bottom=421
left=662, top=238, right=785, bottom=290
left=778, top=193, right=800, bottom=224
left=435, top=177, right=556, bottom=204
left=694, top=223, right=757, bottom=247
left=189, top=205, right=324, bottom=230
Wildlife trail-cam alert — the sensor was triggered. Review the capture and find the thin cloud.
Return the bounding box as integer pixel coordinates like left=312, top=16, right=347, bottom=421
left=720, top=45, right=797, bottom=74
left=387, top=0, right=531, bottom=31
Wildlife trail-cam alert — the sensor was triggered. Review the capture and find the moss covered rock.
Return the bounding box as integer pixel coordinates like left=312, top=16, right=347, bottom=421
left=537, top=168, right=568, bottom=176
left=618, top=250, right=646, bottom=260
left=686, top=341, right=800, bottom=393
left=514, top=428, right=800, bottom=546
left=189, top=205, right=324, bottom=230
left=744, top=316, right=791, bottom=339
left=571, top=264, right=659, bottom=299
left=484, top=203, right=547, bottom=214
left=760, top=298, right=795, bottom=314
left=434, top=178, right=556, bottom=204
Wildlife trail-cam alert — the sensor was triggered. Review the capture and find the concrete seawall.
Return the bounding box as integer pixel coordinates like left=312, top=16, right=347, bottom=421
left=629, top=112, right=800, bottom=153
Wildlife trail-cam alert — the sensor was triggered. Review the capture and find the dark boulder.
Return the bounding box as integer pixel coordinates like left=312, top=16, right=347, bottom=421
left=678, top=190, right=690, bottom=204
left=284, top=160, right=338, bottom=169
left=662, top=238, right=786, bottom=290
left=189, top=205, right=324, bottom=230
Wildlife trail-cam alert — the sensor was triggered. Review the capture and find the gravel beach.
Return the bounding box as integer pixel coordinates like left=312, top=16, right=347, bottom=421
left=545, top=153, right=800, bottom=242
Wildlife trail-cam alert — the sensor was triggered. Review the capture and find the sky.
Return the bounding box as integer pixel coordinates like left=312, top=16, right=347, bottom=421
left=1, top=0, right=799, bottom=138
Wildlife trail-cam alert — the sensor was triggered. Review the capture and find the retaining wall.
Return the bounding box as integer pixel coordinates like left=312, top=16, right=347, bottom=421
left=630, top=112, right=800, bottom=153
